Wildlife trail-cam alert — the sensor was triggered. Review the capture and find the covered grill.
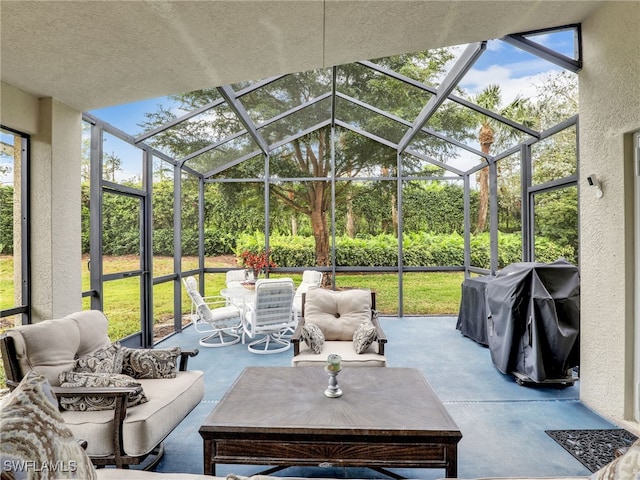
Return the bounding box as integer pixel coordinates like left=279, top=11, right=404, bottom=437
left=484, top=260, right=580, bottom=384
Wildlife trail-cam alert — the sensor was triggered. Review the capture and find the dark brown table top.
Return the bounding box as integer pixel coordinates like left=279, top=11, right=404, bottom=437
left=200, top=366, right=461, bottom=439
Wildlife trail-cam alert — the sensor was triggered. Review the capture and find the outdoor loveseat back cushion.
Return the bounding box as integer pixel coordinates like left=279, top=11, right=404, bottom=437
left=8, top=310, right=111, bottom=387
left=304, top=287, right=371, bottom=341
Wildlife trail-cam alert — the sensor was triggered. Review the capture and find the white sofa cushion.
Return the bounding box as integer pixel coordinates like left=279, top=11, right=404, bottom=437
left=8, top=311, right=113, bottom=387
left=10, top=317, right=81, bottom=386
left=67, top=310, right=112, bottom=357
left=292, top=340, right=386, bottom=367
left=304, top=287, right=371, bottom=341
left=62, top=370, right=204, bottom=457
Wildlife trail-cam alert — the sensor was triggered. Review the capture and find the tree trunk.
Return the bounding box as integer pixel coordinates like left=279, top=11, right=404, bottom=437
left=475, top=123, right=493, bottom=233
left=346, top=192, right=355, bottom=238
left=310, top=204, right=331, bottom=287
left=310, top=182, right=330, bottom=266
left=476, top=167, right=489, bottom=233
left=391, top=190, right=398, bottom=237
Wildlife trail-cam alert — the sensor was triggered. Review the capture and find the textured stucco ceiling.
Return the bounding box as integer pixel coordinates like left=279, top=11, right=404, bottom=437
left=1, top=1, right=603, bottom=112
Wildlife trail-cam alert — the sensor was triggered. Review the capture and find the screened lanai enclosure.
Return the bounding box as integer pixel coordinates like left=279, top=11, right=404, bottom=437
left=75, top=25, right=580, bottom=347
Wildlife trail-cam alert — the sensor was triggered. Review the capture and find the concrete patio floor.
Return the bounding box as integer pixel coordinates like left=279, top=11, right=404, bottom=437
left=152, top=316, right=618, bottom=479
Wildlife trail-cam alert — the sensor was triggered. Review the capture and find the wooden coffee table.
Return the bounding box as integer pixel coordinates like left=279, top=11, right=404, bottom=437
left=199, top=366, right=462, bottom=477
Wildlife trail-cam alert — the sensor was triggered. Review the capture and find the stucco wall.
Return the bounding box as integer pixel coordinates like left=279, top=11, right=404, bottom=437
left=1, top=82, right=39, bottom=134
left=1, top=85, right=83, bottom=321
left=579, top=2, right=640, bottom=423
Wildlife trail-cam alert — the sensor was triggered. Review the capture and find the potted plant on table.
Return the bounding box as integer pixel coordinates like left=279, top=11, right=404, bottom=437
left=239, top=250, right=277, bottom=283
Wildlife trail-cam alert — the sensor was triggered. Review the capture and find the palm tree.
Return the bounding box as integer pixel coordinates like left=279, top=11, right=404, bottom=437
left=473, top=85, right=533, bottom=233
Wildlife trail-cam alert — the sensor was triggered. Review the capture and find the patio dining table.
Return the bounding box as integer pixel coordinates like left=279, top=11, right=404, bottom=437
left=220, top=286, right=255, bottom=311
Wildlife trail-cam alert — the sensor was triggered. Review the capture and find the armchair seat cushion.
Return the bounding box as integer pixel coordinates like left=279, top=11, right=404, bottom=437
left=292, top=340, right=386, bottom=367
left=62, top=370, right=204, bottom=457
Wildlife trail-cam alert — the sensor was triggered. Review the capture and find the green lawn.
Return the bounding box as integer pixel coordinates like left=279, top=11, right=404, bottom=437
left=1, top=255, right=463, bottom=390
left=3, top=254, right=464, bottom=322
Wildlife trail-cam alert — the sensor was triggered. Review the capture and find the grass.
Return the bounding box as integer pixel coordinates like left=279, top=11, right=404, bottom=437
left=0, top=254, right=463, bottom=390
left=3, top=254, right=464, bottom=315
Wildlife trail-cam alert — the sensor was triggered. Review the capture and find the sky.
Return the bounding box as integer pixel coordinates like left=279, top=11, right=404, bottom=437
left=1, top=29, right=576, bottom=186
left=89, top=29, right=576, bottom=135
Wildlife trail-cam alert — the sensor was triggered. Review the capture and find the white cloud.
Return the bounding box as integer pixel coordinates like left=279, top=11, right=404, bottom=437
left=460, top=60, right=561, bottom=106
left=486, top=39, right=505, bottom=53
left=529, top=33, right=552, bottom=47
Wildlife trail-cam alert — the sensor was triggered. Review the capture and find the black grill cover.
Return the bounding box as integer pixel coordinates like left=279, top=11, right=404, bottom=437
left=456, top=275, right=494, bottom=346
left=485, top=260, right=580, bottom=382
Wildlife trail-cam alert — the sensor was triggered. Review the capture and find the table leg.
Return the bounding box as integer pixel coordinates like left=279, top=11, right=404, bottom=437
left=203, top=439, right=215, bottom=475
left=445, top=446, right=458, bottom=478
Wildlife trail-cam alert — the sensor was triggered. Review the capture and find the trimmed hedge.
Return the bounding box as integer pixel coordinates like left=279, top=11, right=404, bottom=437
left=235, top=232, right=576, bottom=269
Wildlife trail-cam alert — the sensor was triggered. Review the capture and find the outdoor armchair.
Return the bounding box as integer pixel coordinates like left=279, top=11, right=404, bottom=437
left=291, top=287, right=387, bottom=367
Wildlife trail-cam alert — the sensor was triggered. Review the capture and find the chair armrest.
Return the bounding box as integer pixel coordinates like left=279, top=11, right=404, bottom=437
left=179, top=349, right=199, bottom=371
left=371, top=313, right=387, bottom=355
left=202, top=295, right=227, bottom=304
left=51, top=385, right=143, bottom=398
left=1, top=334, right=22, bottom=389
left=291, top=319, right=305, bottom=356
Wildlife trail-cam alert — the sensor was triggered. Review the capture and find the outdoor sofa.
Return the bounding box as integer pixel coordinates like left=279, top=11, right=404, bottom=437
left=0, top=310, right=204, bottom=469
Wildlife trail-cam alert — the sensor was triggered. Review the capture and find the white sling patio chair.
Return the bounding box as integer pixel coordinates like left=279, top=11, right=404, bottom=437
left=224, top=269, right=250, bottom=307
left=183, top=276, right=242, bottom=347
left=226, top=269, right=247, bottom=289
left=292, top=270, right=323, bottom=322
left=242, top=278, right=296, bottom=354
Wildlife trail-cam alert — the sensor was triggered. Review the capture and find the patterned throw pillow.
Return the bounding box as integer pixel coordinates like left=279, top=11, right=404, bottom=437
left=73, top=342, right=123, bottom=374
left=121, top=346, right=182, bottom=379
left=0, top=371, right=98, bottom=479
left=353, top=321, right=377, bottom=354
left=301, top=323, right=325, bottom=354
left=58, top=372, right=148, bottom=411
left=590, top=439, right=640, bottom=479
